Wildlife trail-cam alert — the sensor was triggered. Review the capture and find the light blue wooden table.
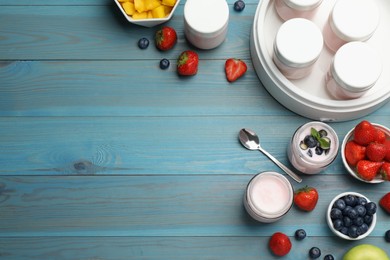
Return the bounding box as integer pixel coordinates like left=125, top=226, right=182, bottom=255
left=1, top=0, right=389, bottom=259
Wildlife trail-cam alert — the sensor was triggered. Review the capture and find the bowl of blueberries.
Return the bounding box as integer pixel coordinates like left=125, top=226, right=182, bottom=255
left=327, top=192, right=377, bottom=240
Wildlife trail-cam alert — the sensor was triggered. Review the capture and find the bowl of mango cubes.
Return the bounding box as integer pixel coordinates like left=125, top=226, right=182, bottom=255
left=115, top=0, right=180, bottom=27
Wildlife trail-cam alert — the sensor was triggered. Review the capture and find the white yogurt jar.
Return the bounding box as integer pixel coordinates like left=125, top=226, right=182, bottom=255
left=274, top=0, right=323, bottom=21
left=244, top=171, right=294, bottom=223
left=288, top=122, right=339, bottom=174
left=273, top=18, right=323, bottom=80
left=184, top=0, right=229, bottom=50
left=323, top=0, right=380, bottom=52
left=326, top=42, right=382, bottom=100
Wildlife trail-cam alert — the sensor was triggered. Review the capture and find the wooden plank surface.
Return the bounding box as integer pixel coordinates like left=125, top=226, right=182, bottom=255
left=1, top=0, right=390, bottom=259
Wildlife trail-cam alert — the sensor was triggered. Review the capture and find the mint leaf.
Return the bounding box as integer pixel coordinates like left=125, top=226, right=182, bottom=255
left=311, top=127, right=330, bottom=149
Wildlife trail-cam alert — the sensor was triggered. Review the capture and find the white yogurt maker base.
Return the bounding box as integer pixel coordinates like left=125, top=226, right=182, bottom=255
left=250, top=0, right=390, bottom=122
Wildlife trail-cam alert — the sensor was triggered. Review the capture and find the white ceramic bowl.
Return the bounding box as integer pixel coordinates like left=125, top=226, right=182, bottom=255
left=114, top=0, right=180, bottom=27
left=341, top=123, right=390, bottom=184
left=327, top=192, right=377, bottom=240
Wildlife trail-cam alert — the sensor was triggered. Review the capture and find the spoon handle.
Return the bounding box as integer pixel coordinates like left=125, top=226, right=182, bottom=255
left=258, top=147, right=302, bottom=183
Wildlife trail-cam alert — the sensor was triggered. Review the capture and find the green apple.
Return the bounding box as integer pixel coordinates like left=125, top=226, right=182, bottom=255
left=343, top=244, right=390, bottom=260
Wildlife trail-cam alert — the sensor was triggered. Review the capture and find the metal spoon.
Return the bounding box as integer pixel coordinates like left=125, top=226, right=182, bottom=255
left=238, top=128, right=302, bottom=183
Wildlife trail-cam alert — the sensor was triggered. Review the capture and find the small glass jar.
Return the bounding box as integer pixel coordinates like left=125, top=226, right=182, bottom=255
left=287, top=122, right=339, bottom=174
left=273, top=18, right=323, bottom=80
left=184, top=0, right=229, bottom=50
left=323, top=0, right=379, bottom=52
left=274, top=0, right=323, bottom=21
left=326, top=42, right=382, bottom=100
left=243, top=171, right=294, bottom=223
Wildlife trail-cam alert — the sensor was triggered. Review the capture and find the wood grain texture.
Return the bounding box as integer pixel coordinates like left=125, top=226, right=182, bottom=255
left=1, top=1, right=390, bottom=260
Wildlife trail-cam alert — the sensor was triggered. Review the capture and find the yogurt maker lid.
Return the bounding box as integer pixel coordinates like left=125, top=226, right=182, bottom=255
left=283, top=0, right=323, bottom=11
left=184, top=0, right=229, bottom=35
left=330, top=0, right=380, bottom=41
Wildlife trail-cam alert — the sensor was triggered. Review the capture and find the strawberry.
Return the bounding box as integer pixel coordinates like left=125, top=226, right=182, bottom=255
left=381, top=162, right=390, bottom=181
left=353, top=120, right=376, bottom=146
left=384, top=140, right=390, bottom=162
left=155, top=26, right=177, bottom=51
left=269, top=232, right=292, bottom=256
left=356, top=160, right=383, bottom=181
left=225, top=58, right=247, bottom=82
left=294, top=186, right=319, bottom=211
left=344, top=140, right=366, bottom=166
left=177, top=50, right=199, bottom=76
left=379, top=192, right=390, bottom=214
left=366, top=142, right=387, bottom=162
left=375, top=128, right=386, bottom=144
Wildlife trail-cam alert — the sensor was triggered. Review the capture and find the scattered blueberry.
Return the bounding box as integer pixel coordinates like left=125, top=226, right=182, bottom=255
left=385, top=230, right=390, bottom=242
left=233, top=0, right=245, bottom=12
left=138, top=37, right=149, bottom=49
left=324, top=254, right=335, bottom=260
left=309, top=247, right=321, bottom=259
left=295, top=229, right=307, bottom=240
left=159, top=58, right=170, bottom=70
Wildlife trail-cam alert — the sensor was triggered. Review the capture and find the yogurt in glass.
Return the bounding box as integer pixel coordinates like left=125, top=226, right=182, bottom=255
left=288, top=122, right=339, bottom=174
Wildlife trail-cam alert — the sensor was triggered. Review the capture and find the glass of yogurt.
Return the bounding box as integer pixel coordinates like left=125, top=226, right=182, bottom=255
left=287, top=122, right=339, bottom=174
left=244, top=171, right=294, bottom=223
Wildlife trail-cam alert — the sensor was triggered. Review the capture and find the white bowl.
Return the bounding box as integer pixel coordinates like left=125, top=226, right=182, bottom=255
left=326, top=192, right=377, bottom=240
left=341, top=123, right=390, bottom=184
left=114, top=0, right=180, bottom=27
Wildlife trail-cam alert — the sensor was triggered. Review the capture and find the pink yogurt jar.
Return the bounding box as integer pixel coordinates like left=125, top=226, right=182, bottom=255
left=323, top=0, right=380, bottom=52
left=184, top=0, right=229, bottom=50
left=273, top=18, right=323, bottom=80
left=287, top=122, right=339, bottom=174
left=244, top=172, right=294, bottom=223
left=274, top=0, right=323, bottom=21
left=326, top=42, right=382, bottom=100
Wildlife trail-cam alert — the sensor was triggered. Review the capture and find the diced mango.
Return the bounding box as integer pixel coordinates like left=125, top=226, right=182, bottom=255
left=163, top=5, right=172, bottom=15
left=134, top=0, right=146, bottom=13
left=118, top=0, right=129, bottom=3
left=147, top=10, right=154, bottom=18
left=152, top=5, right=165, bottom=18
left=122, top=2, right=135, bottom=15
left=162, top=0, right=176, bottom=7
left=132, top=11, right=148, bottom=19
left=145, top=0, right=162, bottom=11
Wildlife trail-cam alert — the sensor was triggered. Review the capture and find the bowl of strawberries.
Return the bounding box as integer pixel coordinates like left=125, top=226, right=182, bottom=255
left=342, top=120, right=390, bottom=183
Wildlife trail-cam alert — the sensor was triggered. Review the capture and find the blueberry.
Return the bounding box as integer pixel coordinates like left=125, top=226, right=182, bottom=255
left=159, top=58, right=170, bottom=70
left=334, top=198, right=346, bottom=210
left=333, top=219, right=343, bottom=231
left=309, top=247, right=321, bottom=259
left=347, top=208, right=358, bottom=219
left=307, top=149, right=313, bottom=157
left=340, top=227, right=349, bottom=235
left=138, top=37, right=149, bottom=49
left=385, top=230, right=390, bottom=242
left=357, top=223, right=369, bottom=235
left=315, top=146, right=323, bottom=155
left=233, top=0, right=245, bottom=12
left=295, top=229, right=306, bottom=240
left=343, top=216, right=352, bottom=227
left=344, top=195, right=357, bottom=207
left=304, top=135, right=318, bottom=148
left=348, top=226, right=359, bottom=238
left=357, top=196, right=367, bottom=206
left=363, top=214, right=373, bottom=225
left=324, top=254, right=335, bottom=260
left=353, top=217, right=364, bottom=226
left=365, top=202, right=377, bottom=215
left=319, top=129, right=328, bottom=137
left=330, top=208, right=343, bottom=219
left=355, top=205, right=366, bottom=217
left=343, top=205, right=353, bottom=216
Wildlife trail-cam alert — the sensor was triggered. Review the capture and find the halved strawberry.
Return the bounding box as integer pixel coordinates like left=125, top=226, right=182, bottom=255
left=155, top=26, right=177, bottom=51
left=356, top=160, right=383, bottom=181
left=225, top=58, right=247, bottom=82
left=353, top=120, right=376, bottom=146
left=344, top=140, right=366, bottom=166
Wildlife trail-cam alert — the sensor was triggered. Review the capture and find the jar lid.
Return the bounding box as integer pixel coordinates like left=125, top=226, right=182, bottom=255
left=246, top=172, right=293, bottom=218
left=330, top=0, right=379, bottom=42
left=274, top=18, right=323, bottom=68
left=332, top=42, right=382, bottom=92
left=283, top=0, right=323, bottom=11
left=184, top=0, right=229, bottom=36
